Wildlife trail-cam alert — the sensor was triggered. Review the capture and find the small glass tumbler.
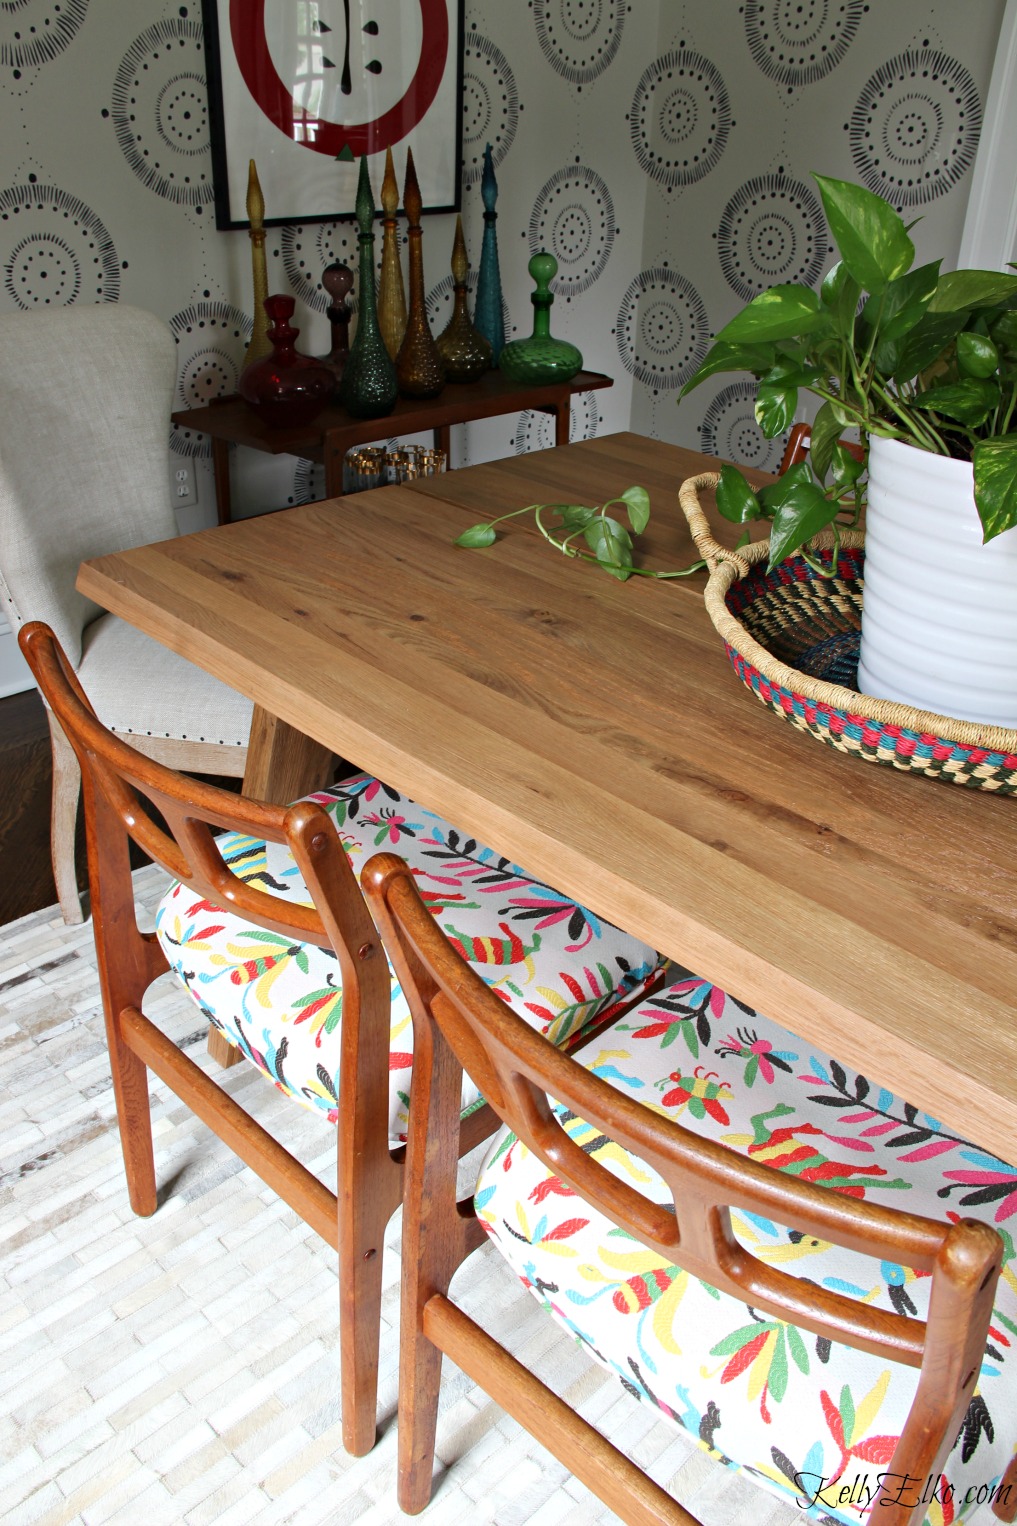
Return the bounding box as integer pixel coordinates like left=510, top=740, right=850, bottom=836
left=342, top=446, right=387, bottom=494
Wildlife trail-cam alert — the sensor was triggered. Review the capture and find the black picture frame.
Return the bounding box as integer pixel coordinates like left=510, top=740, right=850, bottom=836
left=202, top=0, right=464, bottom=229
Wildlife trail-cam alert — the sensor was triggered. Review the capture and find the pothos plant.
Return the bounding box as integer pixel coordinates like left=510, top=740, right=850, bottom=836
left=455, top=487, right=705, bottom=581
left=681, top=172, right=1017, bottom=572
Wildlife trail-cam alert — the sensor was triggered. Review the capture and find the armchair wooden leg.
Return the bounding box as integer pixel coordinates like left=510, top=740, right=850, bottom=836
left=47, top=713, right=84, bottom=924
left=206, top=1025, right=243, bottom=1069
left=108, top=1013, right=158, bottom=1218
left=337, top=1160, right=402, bottom=1457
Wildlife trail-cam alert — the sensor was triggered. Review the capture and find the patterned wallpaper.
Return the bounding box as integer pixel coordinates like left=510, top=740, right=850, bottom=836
left=0, top=0, right=1007, bottom=529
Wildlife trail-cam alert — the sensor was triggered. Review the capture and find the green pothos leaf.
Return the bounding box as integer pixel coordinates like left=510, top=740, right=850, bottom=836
left=973, top=435, right=1017, bottom=541
left=455, top=523, right=497, bottom=548
left=620, top=485, right=651, bottom=534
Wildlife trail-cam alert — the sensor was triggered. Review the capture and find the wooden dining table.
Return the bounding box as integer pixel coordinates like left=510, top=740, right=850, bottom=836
left=77, top=432, right=1017, bottom=1165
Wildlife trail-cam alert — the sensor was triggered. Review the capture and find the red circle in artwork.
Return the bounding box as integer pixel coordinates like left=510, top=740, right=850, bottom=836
left=229, top=0, right=449, bottom=157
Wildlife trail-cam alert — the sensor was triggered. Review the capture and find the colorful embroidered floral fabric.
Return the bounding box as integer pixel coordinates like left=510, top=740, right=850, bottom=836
left=475, top=970, right=1017, bottom=1525
left=154, top=773, right=661, bottom=1144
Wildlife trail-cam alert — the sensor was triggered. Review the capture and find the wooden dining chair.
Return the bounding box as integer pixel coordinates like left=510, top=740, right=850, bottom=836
left=364, top=851, right=1017, bottom=1526
left=19, top=620, right=664, bottom=1458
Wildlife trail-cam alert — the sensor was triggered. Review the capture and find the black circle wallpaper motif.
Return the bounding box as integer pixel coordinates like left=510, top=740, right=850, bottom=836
left=529, top=165, right=615, bottom=297
left=532, top=0, right=626, bottom=87
left=616, top=267, right=710, bottom=391
left=291, top=459, right=326, bottom=505
left=461, top=33, right=519, bottom=186
left=700, top=381, right=785, bottom=473
left=0, top=183, right=119, bottom=308
left=111, top=21, right=214, bottom=208
left=0, top=0, right=88, bottom=74
left=743, top=0, right=867, bottom=89
left=849, top=49, right=981, bottom=207
left=169, top=300, right=251, bottom=458
left=630, top=49, right=731, bottom=188
left=717, top=172, right=827, bottom=302
left=512, top=391, right=600, bottom=454
left=278, top=224, right=359, bottom=316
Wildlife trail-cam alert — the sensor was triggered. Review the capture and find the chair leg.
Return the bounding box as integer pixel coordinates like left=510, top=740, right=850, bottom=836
left=47, top=714, right=84, bottom=924
left=337, top=1167, right=398, bottom=1456
left=993, top=1448, right=1017, bottom=1521
left=206, top=1025, right=244, bottom=1069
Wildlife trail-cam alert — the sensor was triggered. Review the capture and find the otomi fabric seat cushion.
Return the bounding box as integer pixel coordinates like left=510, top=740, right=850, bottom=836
left=475, top=971, right=1017, bottom=1526
left=155, top=773, right=661, bottom=1145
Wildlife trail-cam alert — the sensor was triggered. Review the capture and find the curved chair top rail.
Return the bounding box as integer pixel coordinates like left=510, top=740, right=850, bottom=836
left=19, top=621, right=367, bottom=960
left=363, top=850, right=1003, bottom=1374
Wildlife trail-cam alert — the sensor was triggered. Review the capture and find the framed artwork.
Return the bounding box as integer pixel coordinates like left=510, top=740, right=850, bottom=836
left=202, top=0, right=464, bottom=229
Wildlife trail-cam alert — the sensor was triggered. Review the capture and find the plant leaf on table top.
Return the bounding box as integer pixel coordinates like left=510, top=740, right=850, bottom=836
left=620, top=485, right=650, bottom=534
left=455, top=523, right=498, bottom=548
left=583, top=515, right=632, bottom=572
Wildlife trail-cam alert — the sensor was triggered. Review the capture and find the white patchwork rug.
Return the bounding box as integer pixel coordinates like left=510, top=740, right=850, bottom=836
left=0, top=866, right=845, bottom=1526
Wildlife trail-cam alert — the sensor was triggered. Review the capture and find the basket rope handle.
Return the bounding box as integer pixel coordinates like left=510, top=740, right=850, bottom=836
left=678, top=472, right=751, bottom=579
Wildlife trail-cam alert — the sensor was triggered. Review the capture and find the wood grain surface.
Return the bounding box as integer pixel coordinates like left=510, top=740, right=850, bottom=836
left=77, top=433, right=1017, bottom=1163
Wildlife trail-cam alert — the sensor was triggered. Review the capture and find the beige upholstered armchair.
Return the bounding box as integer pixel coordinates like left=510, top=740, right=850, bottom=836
left=0, top=303, right=251, bottom=922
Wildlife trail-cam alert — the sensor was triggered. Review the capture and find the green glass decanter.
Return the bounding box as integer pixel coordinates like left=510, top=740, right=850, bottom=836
left=339, top=156, right=398, bottom=420
left=499, top=251, right=582, bottom=385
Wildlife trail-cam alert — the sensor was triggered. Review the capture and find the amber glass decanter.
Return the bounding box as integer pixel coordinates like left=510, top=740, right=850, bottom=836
left=395, top=147, right=444, bottom=399
left=340, top=156, right=398, bottom=420
left=499, top=251, right=583, bottom=385
left=377, top=146, right=407, bottom=362
left=435, top=216, right=492, bottom=383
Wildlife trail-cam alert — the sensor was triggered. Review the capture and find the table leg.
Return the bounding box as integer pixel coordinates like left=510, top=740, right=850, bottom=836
left=435, top=423, right=452, bottom=466
left=243, top=705, right=335, bottom=804
left=324, top=440, right=344, bottom=500
left=553, top=396, right=571, bottom=446
left=212, top=438, right=233, bottom=526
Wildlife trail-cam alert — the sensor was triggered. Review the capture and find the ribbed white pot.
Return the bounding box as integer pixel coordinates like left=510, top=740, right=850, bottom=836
left=856, top=434, right=1017, bottom=728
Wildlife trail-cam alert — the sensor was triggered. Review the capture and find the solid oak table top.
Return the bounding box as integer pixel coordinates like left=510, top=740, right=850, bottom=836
left=77, top=432, right=1017, bottom=1164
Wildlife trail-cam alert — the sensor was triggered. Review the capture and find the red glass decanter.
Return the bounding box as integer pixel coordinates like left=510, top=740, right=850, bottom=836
left=239, top=294, right=332, bottom=429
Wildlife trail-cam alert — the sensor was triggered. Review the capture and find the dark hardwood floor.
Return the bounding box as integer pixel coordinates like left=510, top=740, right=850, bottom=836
left=0, top=686, right=78, bottom=925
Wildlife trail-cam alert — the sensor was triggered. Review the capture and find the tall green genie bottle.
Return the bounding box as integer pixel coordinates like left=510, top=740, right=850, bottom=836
left=340, top=155, right=398, bottom=419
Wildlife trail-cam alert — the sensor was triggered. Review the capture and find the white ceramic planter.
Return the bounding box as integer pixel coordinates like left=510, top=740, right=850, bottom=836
left=856, top=434, right=1017, bottom=727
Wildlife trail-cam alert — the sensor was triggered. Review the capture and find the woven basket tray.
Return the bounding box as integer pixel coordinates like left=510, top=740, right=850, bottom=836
left=679, top=472, right=1017, bottom=793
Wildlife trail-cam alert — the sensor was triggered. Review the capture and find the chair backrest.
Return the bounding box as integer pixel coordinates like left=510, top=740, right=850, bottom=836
left=363, top=849, right=1004, bottom=1519
left=0, top=304, right=178, bottom=664
left=19, top=622, right=382, bottom=1003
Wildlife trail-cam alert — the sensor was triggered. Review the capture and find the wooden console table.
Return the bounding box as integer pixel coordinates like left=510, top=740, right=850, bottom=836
left=172, top=369, right=613, bottom=525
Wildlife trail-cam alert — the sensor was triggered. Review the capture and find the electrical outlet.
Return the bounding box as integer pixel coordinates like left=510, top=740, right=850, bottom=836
left=172, top=463, right=197, bottom=507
